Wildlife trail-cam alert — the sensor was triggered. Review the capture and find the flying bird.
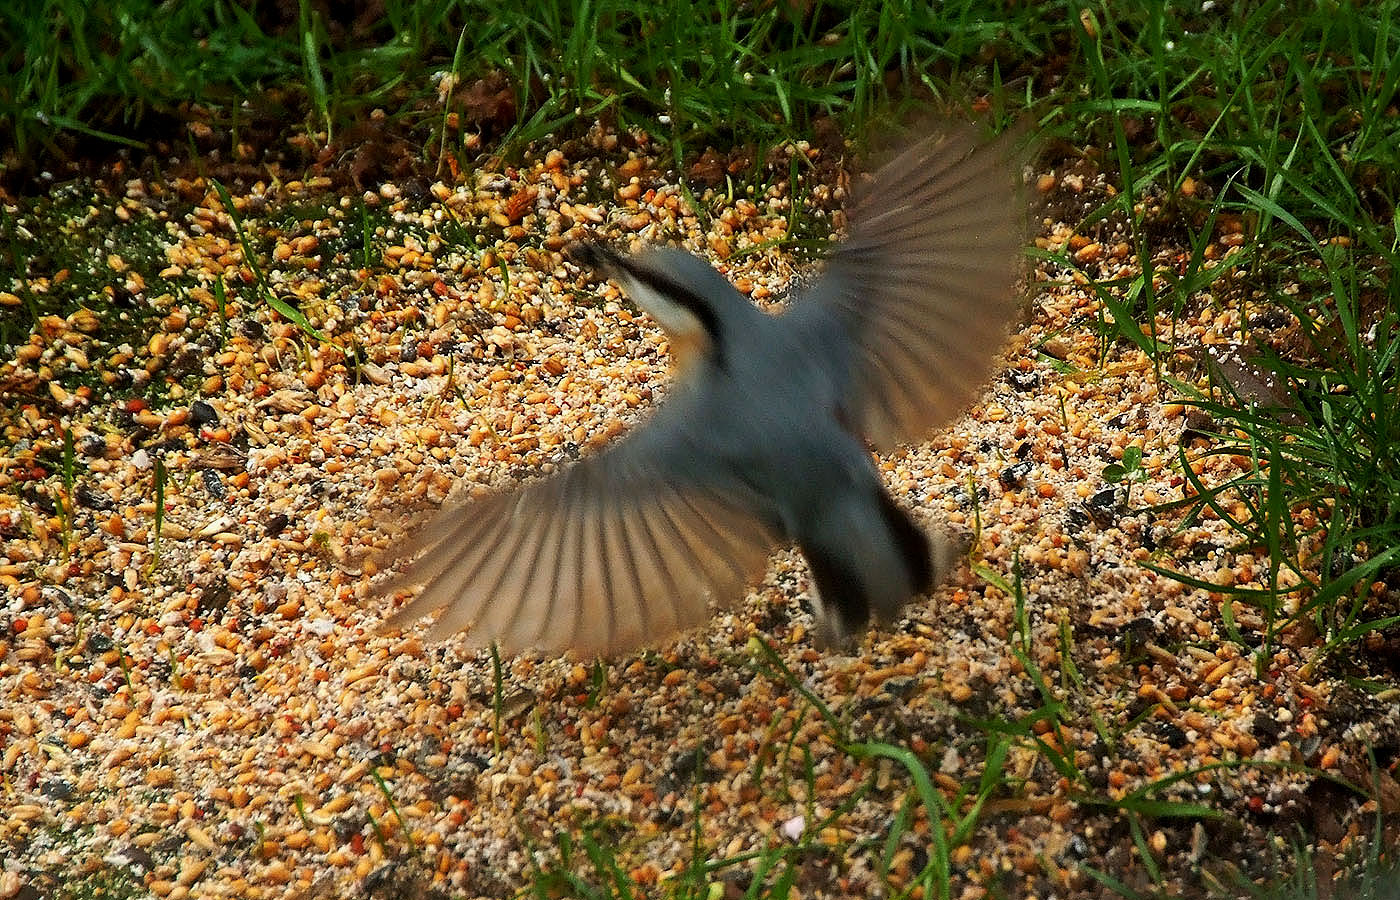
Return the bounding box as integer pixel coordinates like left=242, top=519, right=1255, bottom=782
left=376, top=121, right=1026, bottom=655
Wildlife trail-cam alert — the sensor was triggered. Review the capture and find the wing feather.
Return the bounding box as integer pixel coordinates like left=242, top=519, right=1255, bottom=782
left=787, top=121, right=1028, bottom=450
left=376, top=409, right=782, bottom=655
left=605, top=487, right=651, bottom=647
left=377, top=118, right=1024, bottom=653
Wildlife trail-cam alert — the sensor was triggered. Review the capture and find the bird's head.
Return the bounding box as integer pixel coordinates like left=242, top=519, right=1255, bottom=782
left=569, top=243, right=749, bottom=371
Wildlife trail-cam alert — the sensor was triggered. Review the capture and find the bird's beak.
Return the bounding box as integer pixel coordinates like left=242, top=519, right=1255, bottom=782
left=565, top=241, right=622, bottom=274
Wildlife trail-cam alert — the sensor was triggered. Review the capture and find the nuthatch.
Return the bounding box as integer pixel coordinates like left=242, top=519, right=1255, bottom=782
left=377, top=121, right=1026, bottom=655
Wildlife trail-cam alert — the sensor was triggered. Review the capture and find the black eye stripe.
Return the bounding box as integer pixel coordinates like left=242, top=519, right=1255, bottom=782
left=571, top=242, right=726, bottom=350
left=613, top=260, right=724, bottom=349
left=616, top=264, right=722, bottom=341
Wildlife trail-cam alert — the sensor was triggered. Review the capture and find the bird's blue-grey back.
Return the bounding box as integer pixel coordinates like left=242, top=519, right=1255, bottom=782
left=373, top=119, right=1026, bottom=655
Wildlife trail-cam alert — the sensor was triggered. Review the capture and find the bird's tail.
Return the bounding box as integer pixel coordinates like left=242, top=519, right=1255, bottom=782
left=799, top=486, right=962, bottom=649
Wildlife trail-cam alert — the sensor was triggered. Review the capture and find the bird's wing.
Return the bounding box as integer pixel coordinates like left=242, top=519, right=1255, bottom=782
left=374, top=399, right=783, bottom=656
left=788, top=122, right=1027, bottom=451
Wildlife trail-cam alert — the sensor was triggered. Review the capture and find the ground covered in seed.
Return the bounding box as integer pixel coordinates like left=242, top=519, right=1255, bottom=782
left=2, top=129, right=1398, bottom=900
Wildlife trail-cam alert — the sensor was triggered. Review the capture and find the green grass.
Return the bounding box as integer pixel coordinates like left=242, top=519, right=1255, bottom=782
left=1, top=0, right=1043, bottom=175
left=1212, top=776, right=1400, bottom=900
left=515, top=635, right=1000, bottom=900
left=516, top=5, right=1398, bottom=892
left=1062, top=2, right=1400, bottom=683
left=211, top=178, right=331, bottom=344
left=512, top=611, right=1388, bottom=900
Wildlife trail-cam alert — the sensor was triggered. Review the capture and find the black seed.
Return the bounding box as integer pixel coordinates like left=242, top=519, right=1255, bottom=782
left=999, top=460, right=1033, bottom=489
left=202, top=468, right=226, bottom=499
left=80, top=433, right=107, bottom=457
left=76, top=482, right=114, bottom=510
left=1249, top=308, right=1291, bottom=330
left=190, top=400, right=219, bottom=427
left=1155, top=721, right=1188, bottom=748
left=198, top=581, right=232, bottom=616
left=86, top=632, right=115, bottom=654
left=1086, top=487, right=1123, bottom=526
left=1064, top=506, right=1091, bottom=535
left=41, top=779, right=75, bottom=801
left=1007, top=369, right=1040, bottom=391
left=1253, top=712, right=1285, bottom=745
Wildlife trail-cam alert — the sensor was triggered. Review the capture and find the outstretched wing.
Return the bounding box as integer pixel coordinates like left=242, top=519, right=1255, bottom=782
left=788, top=122, right=1027, bottom=451
left=375, top=398, right=783, bottom=656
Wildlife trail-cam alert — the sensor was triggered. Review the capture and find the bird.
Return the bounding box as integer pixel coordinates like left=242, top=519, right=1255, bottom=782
left=374, top=120, right=1027, bottom=656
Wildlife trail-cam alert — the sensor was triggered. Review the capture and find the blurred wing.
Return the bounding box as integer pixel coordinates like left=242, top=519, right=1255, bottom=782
left=375, top=406, right=782, bottom=656
left=791, top=122, right=1027, bottom=451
